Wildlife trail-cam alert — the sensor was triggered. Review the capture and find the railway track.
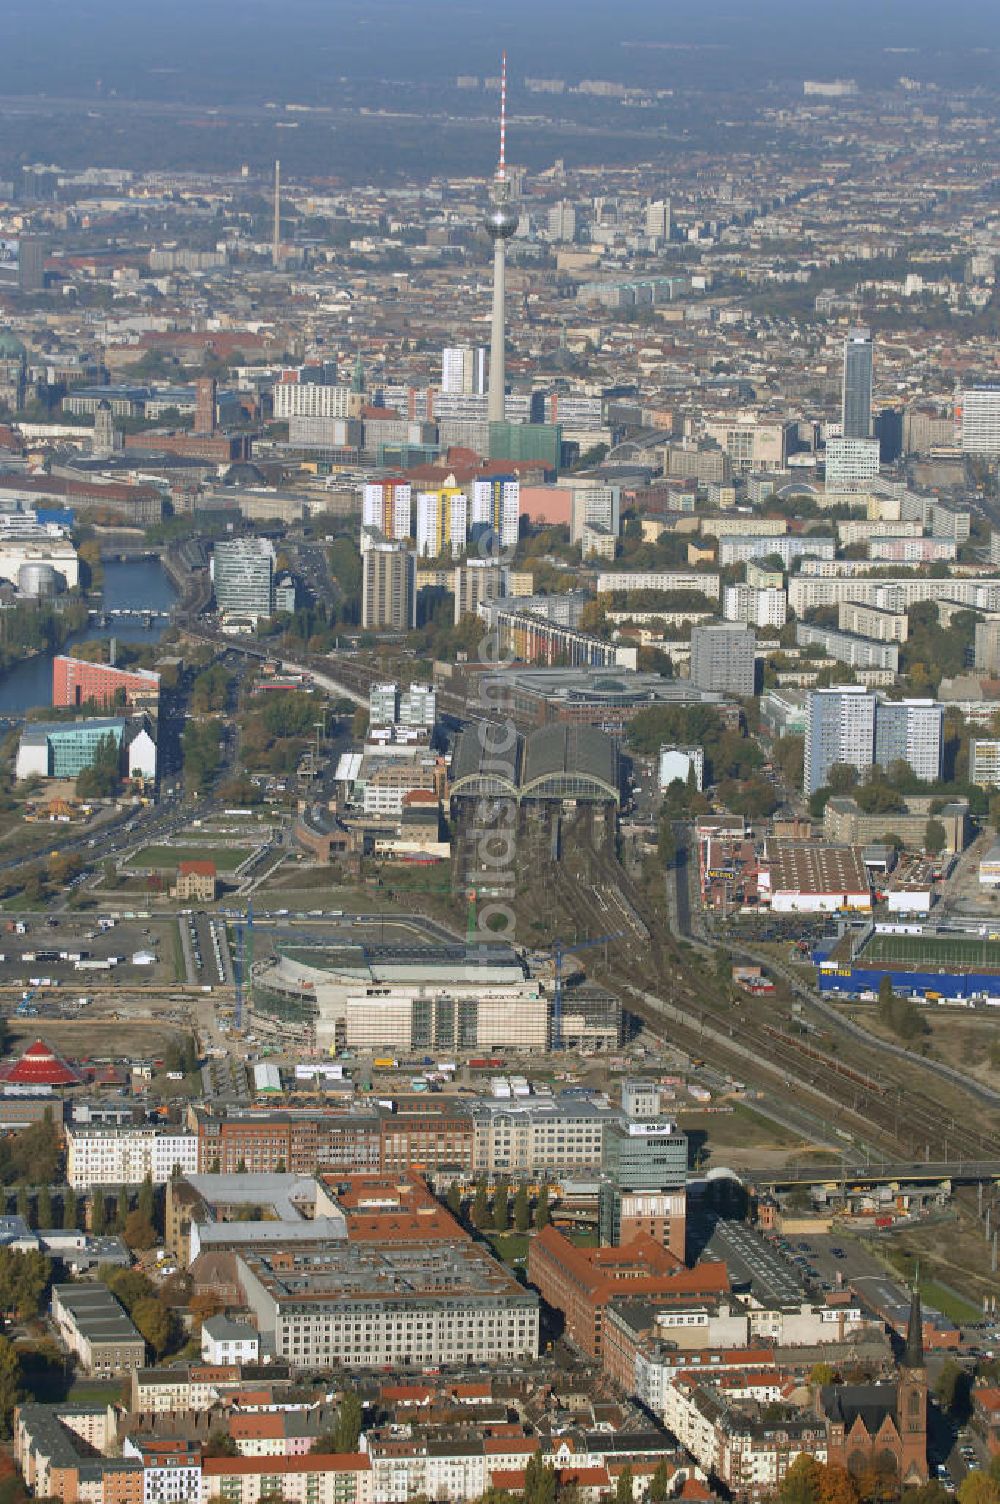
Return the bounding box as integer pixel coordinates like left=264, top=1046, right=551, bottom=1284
left=529, top=817, right=1000, bottom=1162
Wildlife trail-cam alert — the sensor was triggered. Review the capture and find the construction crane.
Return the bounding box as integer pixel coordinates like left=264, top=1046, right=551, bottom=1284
left=233, top=900, right=254, bottom=1034
left=536, top=932, right=624, bottom=1050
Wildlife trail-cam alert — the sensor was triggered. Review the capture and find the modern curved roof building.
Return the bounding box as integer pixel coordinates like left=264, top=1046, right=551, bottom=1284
left=450, top=723, right=620, bottom=806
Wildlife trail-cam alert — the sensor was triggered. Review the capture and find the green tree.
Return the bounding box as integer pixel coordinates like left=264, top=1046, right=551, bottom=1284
left=36, top=1185, right=52, bottom=1230
left=203, top=1432, right=240, bottom=1458
left=0, top=1248, right=52, bottom=1319
left=91, top=1190, right=107, bottom=1235
left=62, top=1187, right=78, bottom=1230
left=114, top=1185, right=129, bottom=1233
left=138, top=1170, right=155, bottom=1228
left=492, top=1182, right=510, bottom=1232
left=524, top=1453, right=556, bottom=1504
left=513, top=1183, right=530, bottom=1234
left=936, top=1358, right=971, bottom=1421
left=471, top=1181, right=490, bottom=1230
left=0, top=1333, right=23, bottom=1437
left=535, top=1185, right=551, bottom=1230
left=332, top=1391, right=363, bottom=1453
left=647, top=1460, right=672, bottom=1502
left=446, top=1182, right=463, bottom=1220
left=16, top=1187, right=30, bottom=1228
left=924, top=819, right=946, bottom=855
left=616, top=1464, right=634, bottom=1504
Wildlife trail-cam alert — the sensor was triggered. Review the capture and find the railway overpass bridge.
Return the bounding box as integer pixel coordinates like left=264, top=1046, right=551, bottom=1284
left=731, top=1159, right=1000, bottom=1188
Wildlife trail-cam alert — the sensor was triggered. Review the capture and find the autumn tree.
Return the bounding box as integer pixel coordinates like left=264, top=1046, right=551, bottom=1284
left=780, top=1454, right=822, bottom=1504
left=958, top=1475, right=1000, bottom=1504
left=124, top=1209, right=158, bottom=1251
left=818, top=1463, right=860, bottom=1504
left=132, top=1297, right=177, bottom=1358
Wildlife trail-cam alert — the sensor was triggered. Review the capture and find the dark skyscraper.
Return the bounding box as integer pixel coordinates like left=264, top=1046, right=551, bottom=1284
left=842, top=325, right=873, bottom=438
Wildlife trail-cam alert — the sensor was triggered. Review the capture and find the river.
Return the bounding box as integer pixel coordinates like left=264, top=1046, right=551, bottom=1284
left=0, top=557, right=179, bottom=718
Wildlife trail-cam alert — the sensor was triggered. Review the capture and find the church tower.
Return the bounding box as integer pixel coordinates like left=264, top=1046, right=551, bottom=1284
left=897, top=1286, right=928, bottom=1485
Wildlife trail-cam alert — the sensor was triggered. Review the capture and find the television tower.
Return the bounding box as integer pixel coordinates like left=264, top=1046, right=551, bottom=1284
left=484, top=53, right=518, bottom=424
left=272, top=159, right=281, bottom=269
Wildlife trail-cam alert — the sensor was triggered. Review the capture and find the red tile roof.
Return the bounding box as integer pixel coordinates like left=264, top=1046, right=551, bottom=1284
left=203, top=1455, right=369, bottom=1476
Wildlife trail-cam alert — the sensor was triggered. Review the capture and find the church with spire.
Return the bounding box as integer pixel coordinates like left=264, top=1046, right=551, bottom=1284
left=817, top=1287, right=927, bottom=1487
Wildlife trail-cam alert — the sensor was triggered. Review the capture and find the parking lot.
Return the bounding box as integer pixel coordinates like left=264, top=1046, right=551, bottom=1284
left=705, top=1219, right=807, bottom=1304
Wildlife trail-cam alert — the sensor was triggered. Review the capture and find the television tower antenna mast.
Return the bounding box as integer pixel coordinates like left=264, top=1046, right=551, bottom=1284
left=484, top=52, right=517, bottom=425
left=272, top=159, right=281, bottom=269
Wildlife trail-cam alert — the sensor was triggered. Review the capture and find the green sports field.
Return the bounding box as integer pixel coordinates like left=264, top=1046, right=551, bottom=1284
left=862, top=931, right=1000, bottom=971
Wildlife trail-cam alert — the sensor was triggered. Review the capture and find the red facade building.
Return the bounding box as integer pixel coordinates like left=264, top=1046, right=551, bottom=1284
left=53, top=655, right=160, bottom=710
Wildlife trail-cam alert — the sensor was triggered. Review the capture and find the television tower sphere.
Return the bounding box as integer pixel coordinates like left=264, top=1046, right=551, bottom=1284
left=485, top=195, right=519, bottom=240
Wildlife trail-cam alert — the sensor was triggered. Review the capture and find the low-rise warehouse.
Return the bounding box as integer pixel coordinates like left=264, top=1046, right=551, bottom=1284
left=51, top=1283, right=145, bottom=1374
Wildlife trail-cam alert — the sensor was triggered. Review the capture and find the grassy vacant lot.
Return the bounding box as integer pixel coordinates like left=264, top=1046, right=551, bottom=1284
left=486, top=1232, right=529, bottom=1265
left=870, top=1209, right=997, bottom=1320
left=6, top=1018, right=185, bottom=1062
left=131, top=844, right=243, bottom=872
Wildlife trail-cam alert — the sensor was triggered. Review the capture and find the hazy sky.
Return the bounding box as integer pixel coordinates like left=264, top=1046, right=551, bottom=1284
left=3, top=0, right=999, bottom=100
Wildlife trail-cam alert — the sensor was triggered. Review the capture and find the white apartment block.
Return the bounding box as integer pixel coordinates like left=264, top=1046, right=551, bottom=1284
left=470, top=477, right=519, bottom=552
left=723, top=585, right=787, bottom=628
left=961, top=386, right=1000, bottom=454
left=825, top=435, right=880, bottom=490
left=718, top=534, right=835, bottom=567
left=399, top=682, right=436, bottom=726
left=441, top=345, right=486, bottom=396
left=837, top=601, right=909, bottom=643
left=65, top=1126, right=199, bottom=1188
left=596, top=569, right=720, bottom=599
left=868, top=535, right=957, bottom=563
left=272, top=383, right=358, bottom=420
left=789, top=575, right=1000, bottom=615
left=362, top=482, right=412, bottom=541
left=238, top=1246, right=539, bottom=1370
left=795, top=623, right=899, bottom=673
left=122, top=1439, right=202, bottom=1504
left=700, top=516, right=786, bottom=540
left=971, top=740, right=1000, bottom=787
left=836, top=519, right=922, bottom=548
left=568, top=484, right=621, bottom=544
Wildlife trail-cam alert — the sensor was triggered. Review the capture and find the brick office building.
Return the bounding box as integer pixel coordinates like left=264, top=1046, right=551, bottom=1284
left=527, top=1227, right=731, bottom=1359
